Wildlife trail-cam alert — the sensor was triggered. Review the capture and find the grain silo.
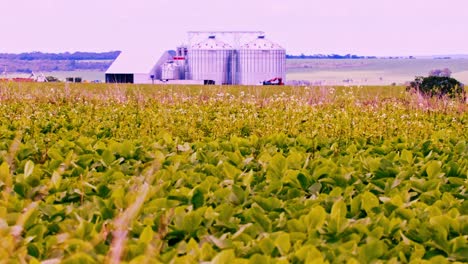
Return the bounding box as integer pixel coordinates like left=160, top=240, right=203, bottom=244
left=161, top=61, right=180, bottom=80
left=188, top=36, right=234, bottom=85
left=238, top=36, right=286, bottom=85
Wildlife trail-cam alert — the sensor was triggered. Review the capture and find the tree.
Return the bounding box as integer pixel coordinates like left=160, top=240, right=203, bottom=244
left=407, top=75, right=465, bottom=99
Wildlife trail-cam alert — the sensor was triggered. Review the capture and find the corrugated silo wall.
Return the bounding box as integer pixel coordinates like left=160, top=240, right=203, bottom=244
left=162, top=65, right=180, bottom=80
left=188, top=49, right=233, bottom=85
left=238, top=49, right=286, bottom=85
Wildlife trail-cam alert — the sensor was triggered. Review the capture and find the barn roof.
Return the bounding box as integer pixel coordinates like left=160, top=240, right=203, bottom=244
left=105, top=49, right=173, bottom=74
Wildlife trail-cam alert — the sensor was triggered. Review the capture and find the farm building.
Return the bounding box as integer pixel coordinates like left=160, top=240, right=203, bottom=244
left=105, top=49, right=174, bottom=84
left=105, top=31, right=286, bottom=85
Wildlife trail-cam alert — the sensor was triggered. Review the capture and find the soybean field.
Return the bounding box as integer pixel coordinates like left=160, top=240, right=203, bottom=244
left=0, top=83, right=466, bottom=263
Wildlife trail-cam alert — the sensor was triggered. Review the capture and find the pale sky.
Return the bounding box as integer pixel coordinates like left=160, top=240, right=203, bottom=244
left=1, top=0, right=467, bottom=56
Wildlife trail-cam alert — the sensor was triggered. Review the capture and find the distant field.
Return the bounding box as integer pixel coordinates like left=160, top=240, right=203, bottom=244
left=5, top=59, right=468, bottom=85
left=41, top=71, right=105, bottom=82
left=5, top=71, right=105, bottom=82
left=286, top=58, right=468, bottom=85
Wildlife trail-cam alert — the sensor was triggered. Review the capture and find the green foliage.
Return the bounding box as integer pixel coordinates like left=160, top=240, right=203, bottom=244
left=407, top=75, right=465, bottom=98
left=0, top=83, right=466, bottom=263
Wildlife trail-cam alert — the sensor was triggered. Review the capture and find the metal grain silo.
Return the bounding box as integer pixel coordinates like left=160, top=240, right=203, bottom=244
left=238, top=36, right=286, bottom=85
left=161, top=61, right=180, bottom=80
left=188, top=36, right=234, bottom=85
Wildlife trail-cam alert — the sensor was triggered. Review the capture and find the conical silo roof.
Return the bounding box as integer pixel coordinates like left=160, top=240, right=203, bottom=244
left=241, top=36, right=284, bottom=50
left=192, top=36, right=233, bottom=50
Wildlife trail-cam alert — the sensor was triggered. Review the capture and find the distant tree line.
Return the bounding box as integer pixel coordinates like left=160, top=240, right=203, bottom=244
left=0, top=51, right=121, bottom=61
left=286, top=54, right=377, bottom=59
left=0, top=58, right=113, bottom=73
left=3, top=51, right=377, bottom=61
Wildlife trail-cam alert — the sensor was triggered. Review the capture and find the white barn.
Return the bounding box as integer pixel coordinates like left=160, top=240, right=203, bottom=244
left=105, top=49, right=174, bottom=84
